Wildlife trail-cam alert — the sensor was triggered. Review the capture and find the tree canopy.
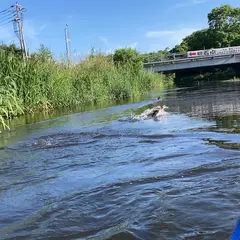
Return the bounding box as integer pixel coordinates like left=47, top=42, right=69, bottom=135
left=208, top=4, right=240, bottom=32
left=30, top=44, right=53, bottom=62
left=0, top=44, right=22, bottom=57
left=141, top=48, right=170, bottom=63
left=113, top=48, right=143, bottom=70
left=171, top=5, right=240, bottom=53
left=145, top=5, right=240, bottom=58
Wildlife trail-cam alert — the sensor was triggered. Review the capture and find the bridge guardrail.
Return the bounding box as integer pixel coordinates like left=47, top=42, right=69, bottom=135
left=143, top=53, right=240, bottom=67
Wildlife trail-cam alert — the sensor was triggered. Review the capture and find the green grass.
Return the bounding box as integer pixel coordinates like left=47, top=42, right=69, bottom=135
left=0, top=52, right=174, bottom=130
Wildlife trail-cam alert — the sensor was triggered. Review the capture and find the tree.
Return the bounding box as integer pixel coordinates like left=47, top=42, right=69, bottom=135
left=207, top=5, right=240, bottom=47
left=113, top=48, right=143, bottom=70
left=170, top=42, right=188, bottom=54
left=0, top=43, right=22, bottom=57
left=175, top=28, right=232, bottom=51
left=231, top=38, right=240, bottom=46
left=170, top=5, right=240, bottom=53
left=30, top=44, right=53, bottom=63
left=208, top=5, right=240, bottom=32
left=142, top=48, right=171, bottom=63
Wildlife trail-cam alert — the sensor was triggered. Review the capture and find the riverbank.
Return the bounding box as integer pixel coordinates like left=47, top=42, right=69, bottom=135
left=174, top=68, right=239, bottom=86
left=0, top=51, right=174, bottom=130
left=223, top=77, right=240, bottom=82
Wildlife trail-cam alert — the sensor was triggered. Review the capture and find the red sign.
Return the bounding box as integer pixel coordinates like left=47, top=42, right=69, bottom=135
left=189, top=52, right=197, bottom=56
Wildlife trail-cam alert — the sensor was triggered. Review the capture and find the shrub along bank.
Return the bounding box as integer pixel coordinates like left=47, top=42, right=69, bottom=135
left=0, top=47, right=174, bottom=130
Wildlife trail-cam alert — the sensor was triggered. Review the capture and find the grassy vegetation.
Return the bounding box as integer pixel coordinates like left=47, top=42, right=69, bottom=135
left=0, top=50, right=174, bottom=130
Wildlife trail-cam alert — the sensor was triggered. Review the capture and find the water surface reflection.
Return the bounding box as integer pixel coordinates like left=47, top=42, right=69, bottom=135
left=0, top=81, right=240, bottom=240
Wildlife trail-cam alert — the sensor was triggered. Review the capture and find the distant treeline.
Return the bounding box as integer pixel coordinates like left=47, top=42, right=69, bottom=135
left=141, top=5, right=240, bottom=61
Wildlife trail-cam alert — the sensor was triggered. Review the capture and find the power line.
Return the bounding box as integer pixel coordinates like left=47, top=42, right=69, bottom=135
left=0, top=20, right=14, bottom=27
left=0, top=13, right=16, bottom=24
left=0, top=10, right=16, bottom=19
left=0, top=10, right=16, bottom=17
left=0, top=5, right=14, bottom=15
left=0, top=6, right=16, bottom=27
left=0, top=8, right=16, bottom=24
left=0, top=19, right=15, bottom=26
left=0, top=8, right=15, bottom=13
left=0, top=3, right=28, bottom=60
left=0, top=8, right=15, bottom=16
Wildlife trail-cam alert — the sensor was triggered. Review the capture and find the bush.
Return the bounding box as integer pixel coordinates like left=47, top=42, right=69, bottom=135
left=113, top=48, right=143, bottom=71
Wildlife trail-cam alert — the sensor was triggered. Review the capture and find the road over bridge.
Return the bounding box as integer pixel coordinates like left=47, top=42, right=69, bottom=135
left=143, top=54, right=240, bottom=76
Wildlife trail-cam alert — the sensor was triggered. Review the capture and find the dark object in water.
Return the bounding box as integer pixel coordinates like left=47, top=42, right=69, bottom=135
left=150, top=105, right=168, bottom=118
left=149, top=109, right=160, bottom=118
left=152, top=96, right=162, bottom=107
left=230, top=220, right=240, bottom=240
left=131, top=105, right=168, bottom=121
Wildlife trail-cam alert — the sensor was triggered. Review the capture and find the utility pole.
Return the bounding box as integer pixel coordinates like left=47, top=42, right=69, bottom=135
left=64, top=24, right=71, bottom=65
left=14, top=2, right=27, bottom=59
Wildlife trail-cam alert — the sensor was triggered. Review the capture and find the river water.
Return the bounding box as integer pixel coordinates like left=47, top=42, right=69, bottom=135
left=0, top=81, right=240, bottom=240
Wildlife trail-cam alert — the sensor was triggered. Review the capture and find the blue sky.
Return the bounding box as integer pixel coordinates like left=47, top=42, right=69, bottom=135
left=0, top=0, right=239, bottom=58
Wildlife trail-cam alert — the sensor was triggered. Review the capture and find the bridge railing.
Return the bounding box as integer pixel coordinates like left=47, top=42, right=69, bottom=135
left=143, top=53, right=240, bottom=67
left=143, top=53, right=186, bottom=63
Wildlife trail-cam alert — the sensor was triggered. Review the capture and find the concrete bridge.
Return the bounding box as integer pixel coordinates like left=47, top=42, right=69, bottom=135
left=143, top=54, right=240, bottom=76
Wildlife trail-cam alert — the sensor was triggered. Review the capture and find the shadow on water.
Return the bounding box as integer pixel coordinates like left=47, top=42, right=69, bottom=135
left=0, top=81, right=240, bottom=240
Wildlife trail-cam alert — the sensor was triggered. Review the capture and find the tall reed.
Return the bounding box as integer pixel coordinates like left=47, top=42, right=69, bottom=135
left=0, top=51, right=174, bottom=130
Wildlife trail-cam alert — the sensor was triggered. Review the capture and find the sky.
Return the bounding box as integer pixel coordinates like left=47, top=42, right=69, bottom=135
left=0, top=0, right=239, bottom=58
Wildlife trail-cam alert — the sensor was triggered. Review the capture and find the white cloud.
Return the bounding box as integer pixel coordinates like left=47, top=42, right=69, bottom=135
left=174, top=0, right=210, bottom=8
left=0, top=24, right=17, bottom=45
left=24, top=20, right=45, bottom=41
left=145, top=27, right=200, bottom=52
left=0, top=20, right=45, bottom=52
left=105, top=48, right=114, bottom=54
left=103, top=42, right=139, bottom=54
left=146, top=28, right=197, bottom=41
left=99, top=36, right=109, bottom=45
left=192, top=0, right=210, bottom=4
left=99, top=37, right=138, bottom=50
left=129, top=42, right=138, bottom=49
left=23, top=20, right=46, bottom=52
left=146, top=31, right=176, bottom=38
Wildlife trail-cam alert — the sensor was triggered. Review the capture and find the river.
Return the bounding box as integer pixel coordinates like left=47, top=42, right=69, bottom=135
left=0, top=81, right=240, bottom=240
